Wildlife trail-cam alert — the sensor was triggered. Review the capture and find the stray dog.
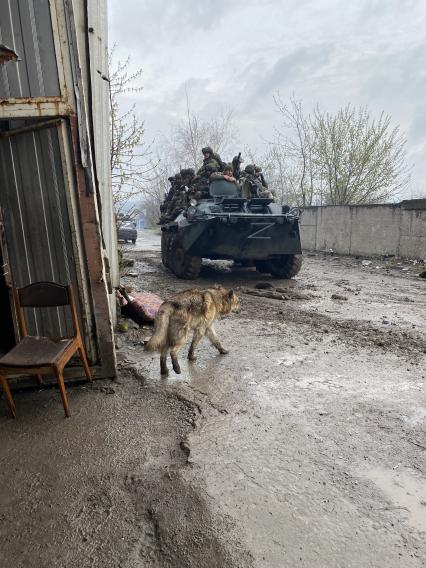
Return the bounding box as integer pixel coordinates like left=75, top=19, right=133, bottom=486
left=145, top=286, right=240, bottom=375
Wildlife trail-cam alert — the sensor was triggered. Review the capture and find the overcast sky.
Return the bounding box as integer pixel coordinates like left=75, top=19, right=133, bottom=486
left=109, top=0, right=426, bottom=197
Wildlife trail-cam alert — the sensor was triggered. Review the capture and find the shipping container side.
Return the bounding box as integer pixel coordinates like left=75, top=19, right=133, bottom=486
left=0, top=0, right=60, bottom=98
left=0, top=0, right=117, bottom=377
left=0, top=122, right=97, bottom=356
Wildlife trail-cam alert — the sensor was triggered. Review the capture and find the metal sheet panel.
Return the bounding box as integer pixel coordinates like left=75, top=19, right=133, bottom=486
left=0, top=123, right=81, bottom=339
left=86, top=0, right=119, bottom=292
left=0, top=0, right=60, bottom=98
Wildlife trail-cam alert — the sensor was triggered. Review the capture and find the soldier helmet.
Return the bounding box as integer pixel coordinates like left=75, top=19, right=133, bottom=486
left=201, top=146, right=214, bottom=155
left=244, top=164, right=255, bottom=175
left=254, top=165, right=262, bottom=173
left=180, top=167, right=195, bottom=180
left=224, top=163, right=233, bottom=174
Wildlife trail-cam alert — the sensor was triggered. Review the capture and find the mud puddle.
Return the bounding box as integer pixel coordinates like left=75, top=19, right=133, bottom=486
left=361, top=467, right=426, bottom=533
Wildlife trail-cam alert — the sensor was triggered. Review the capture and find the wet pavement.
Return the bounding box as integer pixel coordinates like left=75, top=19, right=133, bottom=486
left=1, top=230, right=425, bottom=567
left=125, top=231, right=426, bottom=567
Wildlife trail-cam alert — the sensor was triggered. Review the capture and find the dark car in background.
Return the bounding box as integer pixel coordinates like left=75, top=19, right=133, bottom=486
left=118, top=222, right=137, bottom=244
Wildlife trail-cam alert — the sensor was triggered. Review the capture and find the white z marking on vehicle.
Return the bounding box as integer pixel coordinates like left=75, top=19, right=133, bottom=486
left=247, top=222, right=275, bottom=239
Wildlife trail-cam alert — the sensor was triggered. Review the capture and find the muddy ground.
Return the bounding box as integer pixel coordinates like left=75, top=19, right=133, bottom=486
left=1, top=230, right=425, bottom=568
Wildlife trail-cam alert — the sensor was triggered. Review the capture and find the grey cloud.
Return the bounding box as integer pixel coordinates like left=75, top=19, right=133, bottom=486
left=409, top=107, right=426, bottom=143
left=109, top=0, right=426, bottom=196
left=240, top=44, right=334, bottom=110
left=110, top=0, right=233, bottom=52
left=360, top=44, right=426, bottom=101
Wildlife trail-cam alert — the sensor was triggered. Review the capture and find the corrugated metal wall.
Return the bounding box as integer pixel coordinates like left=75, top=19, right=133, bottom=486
left=86, top=0, right=120, bottom=292
left=0, top=123, right=80, bottom=339
left=0, top=0, right=60, bottom=98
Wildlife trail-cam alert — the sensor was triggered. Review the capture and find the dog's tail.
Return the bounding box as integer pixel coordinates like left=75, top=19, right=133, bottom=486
left=145, top=304, right=172, bottom=351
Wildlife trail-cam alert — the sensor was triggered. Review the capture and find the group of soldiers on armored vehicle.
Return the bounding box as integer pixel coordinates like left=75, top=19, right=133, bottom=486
left=159, top=146, right=274, bottom=223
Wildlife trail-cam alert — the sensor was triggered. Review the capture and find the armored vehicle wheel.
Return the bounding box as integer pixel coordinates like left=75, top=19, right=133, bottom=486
left=170, top=238, right=201, bottom=280
left=268, top=254, right=303, bottom=279
left=255, top=260, right=271, bottom=274
left=161, top=232, right=170, bottom=267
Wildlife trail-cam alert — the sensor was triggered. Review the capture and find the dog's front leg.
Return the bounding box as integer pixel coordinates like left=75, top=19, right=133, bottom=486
left=188, top=329, right=203, bottom=361
left=205, top=326, right=228, bottom=355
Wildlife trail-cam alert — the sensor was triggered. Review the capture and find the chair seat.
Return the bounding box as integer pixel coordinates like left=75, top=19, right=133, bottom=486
left=0, top=336, right=74, bottom=368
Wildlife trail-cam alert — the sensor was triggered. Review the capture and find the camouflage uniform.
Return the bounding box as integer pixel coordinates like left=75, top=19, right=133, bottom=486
left=159, top=174, right=181, bottom=221
left=241, top=164, right=273, bottom=200
left=160, top=169, right=195, bottom=222
left=191, top=147, right=222, bottom=198
left=210, top=164, right=239, bottom=189
left=254, top=166, right=269, bottom=189
left=180, top=167, right=195, bottom=188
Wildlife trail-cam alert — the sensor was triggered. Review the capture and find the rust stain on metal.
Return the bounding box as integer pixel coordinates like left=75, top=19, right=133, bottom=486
left=69, top=115, right=116, bottom=378
left=0, top=119, right=63, bottom=138
left=0, top=97, right=74, bottom=119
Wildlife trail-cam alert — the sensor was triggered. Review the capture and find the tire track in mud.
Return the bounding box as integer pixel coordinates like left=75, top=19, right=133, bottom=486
left=236, top=294, right=426, bottom=361
left=125, top=250, right=425, bottom=362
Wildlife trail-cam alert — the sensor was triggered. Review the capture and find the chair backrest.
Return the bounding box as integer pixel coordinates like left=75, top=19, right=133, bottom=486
left=14, top=282, right=79, bottom=339
left=18, top=282, right=70, bottom=307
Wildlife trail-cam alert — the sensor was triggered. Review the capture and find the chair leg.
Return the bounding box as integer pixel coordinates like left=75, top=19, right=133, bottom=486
left=54, top=367, right=71, bottom=418
left=0, top=375, right=17, bottom=419
left=78, top=346, right=92, bottom=382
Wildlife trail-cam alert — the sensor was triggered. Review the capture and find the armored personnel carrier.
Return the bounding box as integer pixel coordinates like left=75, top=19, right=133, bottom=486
left=160, top=179, right=302, bottom=279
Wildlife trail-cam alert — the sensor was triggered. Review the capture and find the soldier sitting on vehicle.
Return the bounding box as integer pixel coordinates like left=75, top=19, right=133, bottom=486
left=164, top=174, right=181, bottom=202
left=160, top=169, right=195, bottom=222
left=254, top=166, right=275, bottom=199
left=254, top=165, right=268, bottom=188
left=190, top=146, right=222, bottom=198
left=210, top=163, right=239, bottom=187
left=159, top=173, right=181, bottom=221
left=241, top=164, right=273, bottom=200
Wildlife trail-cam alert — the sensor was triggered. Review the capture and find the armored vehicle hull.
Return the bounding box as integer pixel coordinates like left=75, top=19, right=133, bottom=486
left=160, top=180, right=303, bottom=280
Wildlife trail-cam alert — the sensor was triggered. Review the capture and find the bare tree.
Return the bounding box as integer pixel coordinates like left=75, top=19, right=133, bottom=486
left=109, top=49, right=154, bottom=220
left=245, top=144, right=311, bottom=207
left=273, top=94, right=317, bottom=206
left=272, top=95, right=410, bottom=206
left=139, top=150, right=174, bottom=228
left=141, top=95, right=239, bottom=225
left=311, top=105, right=409, bottom=204
left=172, top=88, right=237, bottom=170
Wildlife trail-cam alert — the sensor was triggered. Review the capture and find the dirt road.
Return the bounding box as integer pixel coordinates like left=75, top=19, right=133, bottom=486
left=126, top=231, right=426, bottom=567
left=1, top=230, right=425, bottom=567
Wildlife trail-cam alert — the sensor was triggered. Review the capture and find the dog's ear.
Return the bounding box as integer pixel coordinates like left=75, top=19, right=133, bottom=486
left=227, top=289, right=234, bottom=298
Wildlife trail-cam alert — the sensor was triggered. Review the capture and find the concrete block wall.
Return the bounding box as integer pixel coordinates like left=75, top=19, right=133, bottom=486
left=300, top=201, right=426, bottom=260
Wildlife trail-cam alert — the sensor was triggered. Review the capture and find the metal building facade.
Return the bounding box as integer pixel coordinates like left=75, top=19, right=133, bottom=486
left=0, top=0, right=118, bottom=378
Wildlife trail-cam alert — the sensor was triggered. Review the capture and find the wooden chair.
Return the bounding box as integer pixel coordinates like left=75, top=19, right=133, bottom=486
left=0, top=282, right=92, bottom=418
